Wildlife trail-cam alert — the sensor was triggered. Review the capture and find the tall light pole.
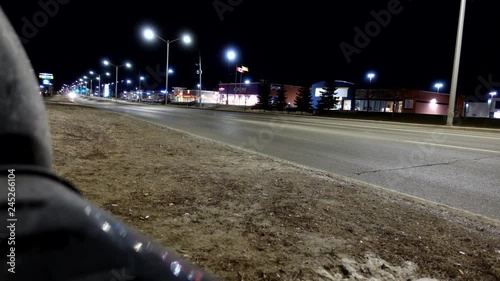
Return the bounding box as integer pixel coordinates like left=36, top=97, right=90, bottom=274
left=226, top=50, right=236, bottom=105
left=197, top=50, right=202, bottom=105
left=138, top=76, right=144, bottom=102
left=103, top=60, right=132, bottom=99
left=82, top=77, right=88, bottom=95
left=143, top=28, right=192, bottom=106
left=447, top=0, right=467, bottom=126
left=435, top=83, right=444, bottom=93
left=95, top=72, right=110, bottom=97
left=368, top=73, right=375, bottom=84
left=367, top=72, right=376, bottom=112
left=88, top=72, right=95, bottom=96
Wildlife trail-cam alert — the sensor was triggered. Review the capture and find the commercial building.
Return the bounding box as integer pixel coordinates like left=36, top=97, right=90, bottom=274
left=311, top=81, right=356, bottom=110
left=312, top=80, right=466, bottom=116
left=39, top=72, right=54, bottom=96
left=174, top=79, right=469, bottom=118
left=464, top=98, right=500, bottom=119
left=174, top=82, right=303, bottom=107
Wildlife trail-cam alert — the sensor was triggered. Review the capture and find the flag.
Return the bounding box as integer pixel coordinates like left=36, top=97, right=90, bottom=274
left=236, top=67, right=244, bottom=73
left=241, top=66, right=249, bottom=72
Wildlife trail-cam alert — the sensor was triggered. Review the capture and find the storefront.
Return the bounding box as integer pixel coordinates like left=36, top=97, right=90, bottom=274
left=311, top=81, right=356, bottom=110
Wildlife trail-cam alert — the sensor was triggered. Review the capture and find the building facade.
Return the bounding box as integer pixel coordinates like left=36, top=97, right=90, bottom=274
left=464, top=98, right=500, bottom=118
left=312, top=80, right=466, bottom=116
left=215, top=82, right=302, bottom=107
left=311, top=81, right=356, bottom=110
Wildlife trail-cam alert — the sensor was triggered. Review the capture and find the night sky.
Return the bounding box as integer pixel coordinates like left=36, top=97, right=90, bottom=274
left=1, top=0, right=499, bottom=98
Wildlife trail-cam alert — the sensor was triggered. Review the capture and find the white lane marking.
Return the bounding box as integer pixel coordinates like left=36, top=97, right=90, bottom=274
left=405, top=141, right=500, bottom=154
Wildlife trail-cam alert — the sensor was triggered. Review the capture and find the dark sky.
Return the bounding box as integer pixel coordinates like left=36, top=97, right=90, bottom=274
left=1, top=0, right=499, bottom=97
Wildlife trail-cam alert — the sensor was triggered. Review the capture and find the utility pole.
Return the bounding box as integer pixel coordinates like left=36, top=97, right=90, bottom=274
left=447, top=0, right=467, bottom=126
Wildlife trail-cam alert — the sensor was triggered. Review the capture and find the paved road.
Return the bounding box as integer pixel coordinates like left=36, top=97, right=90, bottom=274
left=74, top=98, right=500, bottom=221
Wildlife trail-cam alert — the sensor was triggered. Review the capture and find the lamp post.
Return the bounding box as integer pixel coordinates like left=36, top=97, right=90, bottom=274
left=95, top=72, right=110, bottom=97
left=196, top=50, right=202, bottom=106
left=82, top=76, right=89, bottom=95
left=226, top=50, right=236, bottom=105
left=435, top=83, right=444, bottom=93
left=82, top=77, right=88, bottom=95
left=143, top=28, right=192, bottom=106
left=88, top=72, right=95, bottom=96
left=366, top=72, right=376, bottom=112
left=447, top=0, right=467, bottom=126
left=126, top=79, right=132, bottom=95
left=138, top=76, right=144, bottom=102
left=368, top=73, right=375, bottom=84
left=103, top=60, right=132, bottom=99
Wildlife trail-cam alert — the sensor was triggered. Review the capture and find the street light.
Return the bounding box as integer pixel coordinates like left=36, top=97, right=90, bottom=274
left=94, top=72, right=111, bottom=97
left=435, top=83, right=444, bottom=93
left=366, top=72, right=376, bottom=112
left=367, top=73, right=375, bottom=83
left=137, top=76, right=145, bottom=102
left=81, top=77, right=88, bottom=95
left=103, top=60, right=132, bottom=99
left=143, top=28, right=192, bottom=106
left=226, top=49, right=237, bottom=105
left=88, top=71, right=97, bottom=96
left=194, top=49, right=203, bottom=106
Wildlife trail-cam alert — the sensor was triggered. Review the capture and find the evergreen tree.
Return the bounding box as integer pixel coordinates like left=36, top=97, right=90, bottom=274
left=275, top=84, right=287, bottom=111
left=257, top=80, right=271, bottom=110
left=317, top=81, right=338, bottom=111
left=294, top=85, right=312, bottom=112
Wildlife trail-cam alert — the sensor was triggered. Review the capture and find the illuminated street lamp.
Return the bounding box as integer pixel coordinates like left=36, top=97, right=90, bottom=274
left=94, top=72, right=111, bottom=97
left=103, top=60, right=132, bottom=99
left=226, top=49, right=237, bottom=105
left=88, top=71, right=97, bottom=96
left=138, top=76, right=145, bottom=100
left=435, top=83, right=444, bottom=93
left=366, top=72, right=376, bottom=112
left=143, top=27, right=192, bottom=105
left=367, top=73, right=376, bottom=83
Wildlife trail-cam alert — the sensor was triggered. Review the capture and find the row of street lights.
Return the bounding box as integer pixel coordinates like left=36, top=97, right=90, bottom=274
left=72, top=27, right=228, bottom=104
left=103, top=60, right=132, bottom=99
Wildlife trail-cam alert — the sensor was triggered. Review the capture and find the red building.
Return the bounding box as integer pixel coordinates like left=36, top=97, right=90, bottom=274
left=355, top=89, right=465, bottom=116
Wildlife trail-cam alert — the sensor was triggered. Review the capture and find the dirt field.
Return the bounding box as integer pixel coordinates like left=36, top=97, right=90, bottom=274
left=46, top=102, right=500, bottom=281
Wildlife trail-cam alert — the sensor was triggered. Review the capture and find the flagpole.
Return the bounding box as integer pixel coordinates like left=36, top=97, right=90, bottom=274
left=235, top=66, right=239, bottom=105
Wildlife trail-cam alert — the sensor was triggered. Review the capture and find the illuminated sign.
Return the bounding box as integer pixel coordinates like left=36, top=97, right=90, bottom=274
left=39, top=73, right=54, bottom=80
left=104, top=85, right=110, bottom=97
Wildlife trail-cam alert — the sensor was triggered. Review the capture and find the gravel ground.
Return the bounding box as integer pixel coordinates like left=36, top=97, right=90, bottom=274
left=46, top=102, right=500, bottom=281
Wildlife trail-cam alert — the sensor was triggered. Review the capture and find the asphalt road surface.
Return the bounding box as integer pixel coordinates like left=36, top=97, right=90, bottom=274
left=73, top=98, right=500, bottom=221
